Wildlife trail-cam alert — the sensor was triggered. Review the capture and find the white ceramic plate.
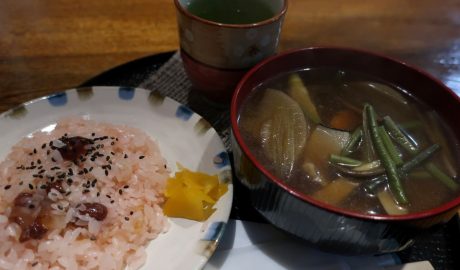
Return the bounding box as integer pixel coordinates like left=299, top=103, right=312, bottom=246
left=0, top=86, right=233, bottom=270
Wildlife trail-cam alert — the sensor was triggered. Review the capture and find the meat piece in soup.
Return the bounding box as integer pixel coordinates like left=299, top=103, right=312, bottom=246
left=238, top=68, right=460, bottom=216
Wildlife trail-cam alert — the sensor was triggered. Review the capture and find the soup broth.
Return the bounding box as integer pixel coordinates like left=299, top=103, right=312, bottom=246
left=238, top=68, right=460, bottom=216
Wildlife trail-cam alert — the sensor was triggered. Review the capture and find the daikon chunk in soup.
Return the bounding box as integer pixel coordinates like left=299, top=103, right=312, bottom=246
left=237, top=68, right=460, bottom=216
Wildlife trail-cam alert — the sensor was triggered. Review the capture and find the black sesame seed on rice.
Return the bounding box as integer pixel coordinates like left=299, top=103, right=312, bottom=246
left=41, top=143, right=47, bottom=149
left=139, top=156, right=145, bottom=159
left=29, top=184, right=34, bottom=190
left=124, top=154, right=128, bottom=159
left=33, top=148, right=37, bottom=154
left=110, top=200, right=115, bottom=204
left=51, top=157, right=56, bottom=162
left=123, top=185, right=129, bottom=189
left=119, top=189, right=123, bottom=195
left=83, top=189, right=90, bottom=194
left=105, top=170, right=109, bottom=176
left=29, top=204, right=35, bottom=209
left=4, top=185, right=11, bottom=190
left=130, top=211, right=134, bottom=215
left=97, top=192, right=100, bottom=197
left=124, top=217, right=129, bottom=221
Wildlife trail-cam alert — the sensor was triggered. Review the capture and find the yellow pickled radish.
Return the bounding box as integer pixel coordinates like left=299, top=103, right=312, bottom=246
left=208, top=182, right=228, bottom=201
left=163, top=166, right=228, bottom=221
left=163, top=188, right=208, bottom=221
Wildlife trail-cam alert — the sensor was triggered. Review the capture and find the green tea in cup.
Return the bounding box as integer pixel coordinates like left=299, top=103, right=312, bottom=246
left=187, top=0, right=276, bottom=24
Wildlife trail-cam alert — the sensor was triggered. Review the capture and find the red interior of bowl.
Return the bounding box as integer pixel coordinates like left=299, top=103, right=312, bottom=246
left=231, top=47, right=460, bottom=221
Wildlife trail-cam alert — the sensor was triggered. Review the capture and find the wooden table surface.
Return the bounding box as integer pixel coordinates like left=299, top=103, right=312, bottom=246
left=0, top=0, right=459, bottom=113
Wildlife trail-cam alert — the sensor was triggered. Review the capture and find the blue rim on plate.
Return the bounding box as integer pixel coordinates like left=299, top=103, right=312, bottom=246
left=0, top=86, right=233, bottom=270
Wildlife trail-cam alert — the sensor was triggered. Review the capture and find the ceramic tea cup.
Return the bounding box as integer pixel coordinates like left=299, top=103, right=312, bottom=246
left=174, top=0, right=288, bottom=103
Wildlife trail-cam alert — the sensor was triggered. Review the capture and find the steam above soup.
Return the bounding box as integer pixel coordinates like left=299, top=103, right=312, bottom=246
left=238, top=68, right=460, bottom=216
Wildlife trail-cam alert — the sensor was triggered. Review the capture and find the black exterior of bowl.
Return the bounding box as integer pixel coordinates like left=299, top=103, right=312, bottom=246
left=230, top=47, right=460, bottom=254
left=232, top=136, right=458, bottom=254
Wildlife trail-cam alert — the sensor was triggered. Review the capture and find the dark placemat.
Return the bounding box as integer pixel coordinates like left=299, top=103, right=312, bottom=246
left=80, top=51, right=459, bottom=270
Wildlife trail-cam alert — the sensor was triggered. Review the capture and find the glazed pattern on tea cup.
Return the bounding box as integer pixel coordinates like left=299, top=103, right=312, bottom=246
left=174, top=0, right=288, bottom=103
